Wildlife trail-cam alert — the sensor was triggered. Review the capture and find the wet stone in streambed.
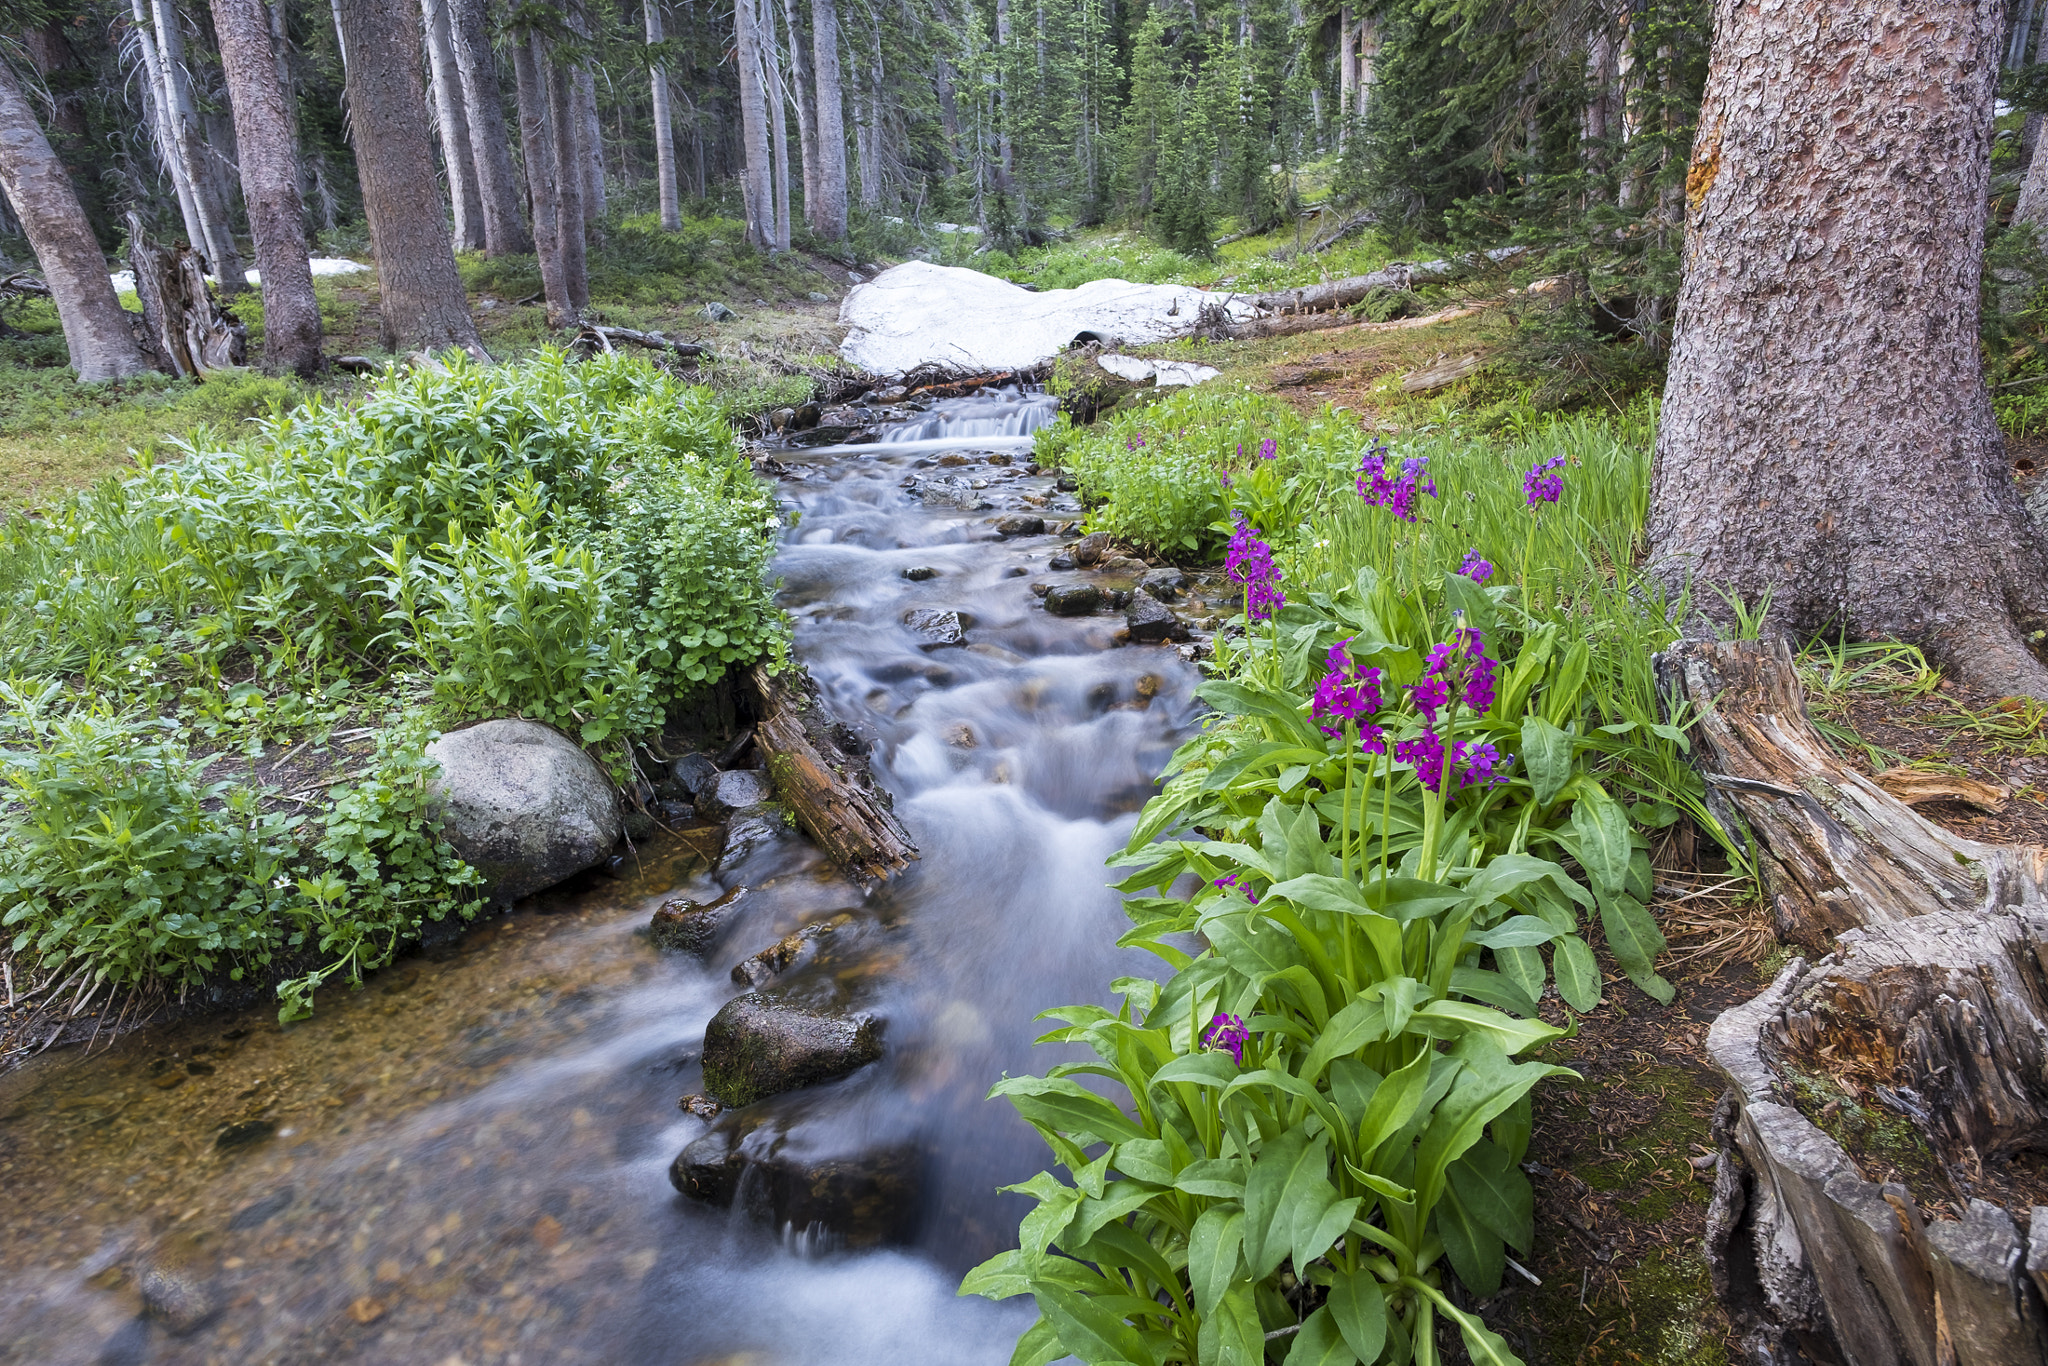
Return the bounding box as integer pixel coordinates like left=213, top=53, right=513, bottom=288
left=649, top=883, right=752, bottom=954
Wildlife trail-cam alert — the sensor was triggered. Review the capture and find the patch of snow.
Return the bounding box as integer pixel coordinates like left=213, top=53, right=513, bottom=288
left=839, top=261, right=1252, bottom=373
left=108, top=256, right=367, bottom=296
left=1095, top=353, right=1220, bottom=388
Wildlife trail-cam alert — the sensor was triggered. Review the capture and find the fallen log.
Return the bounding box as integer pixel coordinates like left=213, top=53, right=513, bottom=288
left=747, top=663, right=917, bottom=887
left=125, top=213, right=245, bottom=378
left=1243, top=245, right=1525, bottom=316
left=576, top=322, right=712, bottom=361
left=1400, top=353, right=1488, bottom=393
left=1663, top=637, right=2048, bottom=1365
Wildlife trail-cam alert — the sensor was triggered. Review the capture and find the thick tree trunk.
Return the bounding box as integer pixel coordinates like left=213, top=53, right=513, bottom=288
left=1648, top=0, right=2048, bottom=698
left=509, top=36, right=570, bottom=326
left=0, top=67, right=155, bottom=382
left=810, top=0, right=848, bottom=239
left=766, top=17, right=793, bottom=250
left=574, top=66, right=605, bottom=224
left=735, top=0, right=774, bottom=247
left=127, top=0, right=209, bottom=266
left=447, top=0, right=532, bottom=255
left=646, top=1, right=681, bottom=231
left=544, top=50, right=589, bottom=314
left=151, top=0, right=248, bottom=295
left=1338, top=5, right=1355, bottom=147
left=422, top=0, right=485, bottom=253
left=333, top=0, right=484, bottom=355
left=781, top=0, right=819, bottom=228
left=211, top=0, right=323, bottom=377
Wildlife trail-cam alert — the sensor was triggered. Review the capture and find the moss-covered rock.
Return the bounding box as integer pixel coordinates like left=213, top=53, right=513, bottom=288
left=700, top=985, right=884, bottom=1107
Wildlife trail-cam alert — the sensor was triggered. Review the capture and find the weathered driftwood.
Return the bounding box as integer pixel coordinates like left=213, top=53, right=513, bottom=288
left=125, top=213, right=245, bottom=378
left=1242, top=245, right=1525, bottom=316
left=1400, top=353, right=1488, bottom=393
left=576, top=322, right=712, bottom=361
left=747, top=664, right=917, bottom=887
left=1661, top=637, right=2048, bottom=951
left=1665, top=638, right=2048, bottom=1364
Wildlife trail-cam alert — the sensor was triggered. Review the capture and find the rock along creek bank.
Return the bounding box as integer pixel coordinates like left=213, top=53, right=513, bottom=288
left=0, top=389, right=1232, bottom=1365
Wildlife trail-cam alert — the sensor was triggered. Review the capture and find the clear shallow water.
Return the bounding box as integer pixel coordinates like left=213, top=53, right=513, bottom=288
left=0, top=400, right=1207, bottom=1364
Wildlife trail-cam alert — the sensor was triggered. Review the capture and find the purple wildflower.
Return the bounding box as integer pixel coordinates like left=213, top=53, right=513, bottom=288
left=1226, top=519, right=1285, bottom=621
left=1524, top=455, right=1566, bottom=506
left=1257, top=437, right=1278, bottom=461
left=1459, top=549, right=1493, bottom=584
left=1398, top=734, right=1514, bottom=793
left=1214, top=873, right=1259, bottom=905
left=1454, top=740, right=1513, bottom=788
left=1220, top=470, right=1233, bottom=488
left=1311, top=638, right=1387, bottom=751
left=1357, top=443, right=1438, bottom=522
left=1203, top=1013, right=1252, bottom=1066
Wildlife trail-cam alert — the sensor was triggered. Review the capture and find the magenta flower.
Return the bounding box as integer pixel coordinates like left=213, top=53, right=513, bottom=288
left=1397, top=733, right=1514, bottom=793
left=1203, top=1013, right=1252, bottom=1066
left=1357, top=443, right=1437, bottom=522
left=1311, top=639, right=1388, bottom=752
left=1257, top=437, right=1278, bottom=461
left=1459, top=549, right=1493, bottom=583
left=1214, top=873, right=1259, bottom=905
left=1524, top=455, right=1565, bottom=506
left=1226, top=519, right=1285, bottom=621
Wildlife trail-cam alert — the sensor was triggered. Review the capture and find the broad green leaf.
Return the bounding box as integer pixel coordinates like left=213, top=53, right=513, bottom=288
left=1187, top=1205, right=1246, bottom=1315
left=1411, top=999, right=1562, bottom=1055
left=1070, top=1181, right=1166, bottom=1245
left=1519, top=715, right=1572, bottom=806
left=1449, top=966, right=1540, bottom=1020
left=1267, top=872, right=1367, bottom=914
left=1599, top=892, right=1674, bottom=1004
left=1355, top=1046, right=1435, bottom=1157
left=1296, top=1195, right=1362, bottom=1274
left=1413, top=1036, right=1574, bottom=1220
left=1113, top=1138, right=1177, bottom=1187
left=1446, top=1138, right=1534, bottom=1250
left=1242, top=1129, right=1337, bottom=1280
left=1036, top=1282, right=1156, bottom=1366
left=1070, top=1221, right=1183, bottom=1301
left=1328, top=1057, right=1383, bottom=1132
left=994, top=1076, right=1149, bottom=1143
left=1436, top=1183, right=1506, bottom=1297
left=1461, top=852, right=1591, bottom=910
left=1196, top=1281, right=1265, bottom=1366
left=1177, top=1156, right=1248, bottom=1200
left=1300, top=996, right=1391, bottom=1086
left=1469, top=915, right=1563, bottom=949
left=1008, top=1314, right=1066, bottom=1366
left=1442, top=1299, right=1527, bottom=1366
left=1441, top=569, right=1499, bottom=647
left=1544, top=637, right=1590, bottom=726
left=1205, top=912, right=1308, bottom=983
left=1284, top=1306, right=1359, bottom=1366
left=960, top=1248, right=1033, bottom=1300
left=1553, top=934, right=1602, bottom=1012
left=1326, top=1267, right=1388, bottom=1363
left=1153, top=1052, right=1242, bottom=1090
left=1568, top=787, right=1631, bottom=898
left=1492, top=944, right=1546, bottom=1004
left=1361, top=875, right=1468, bottom=922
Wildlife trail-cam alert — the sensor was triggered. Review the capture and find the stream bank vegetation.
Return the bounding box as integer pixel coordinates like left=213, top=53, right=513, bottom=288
left=0, top=350, right=782, bottom=1046
left=965, top=387, right=1755, bottom=1363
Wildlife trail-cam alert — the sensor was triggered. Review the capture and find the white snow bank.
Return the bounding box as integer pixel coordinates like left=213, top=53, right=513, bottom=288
left=108, top=257, right=368, bottom=295
left=1096, top=354, right=1221, bottom=388
left=838, top=261, right=1251, bottom=374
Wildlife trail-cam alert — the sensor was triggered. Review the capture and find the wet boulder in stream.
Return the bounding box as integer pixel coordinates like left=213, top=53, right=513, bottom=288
left=701, top=983, right=885, bottom=1108
left=903, top=608, right=968, bottom=648
left=426, top=719, right=623, bottom=906
left=1127, top=595, right=1190, bottom=644
left=649, top=884, right=751, bottom=954
left=1043, top=583, right=1103, bottom=616
left=697, top=768, right=773, bottom=819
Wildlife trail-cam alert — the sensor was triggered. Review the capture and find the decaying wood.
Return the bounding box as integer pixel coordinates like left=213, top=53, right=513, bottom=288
left=1242, top=245, right=1524, bottom=316
left=747, top=663, right=917, bottom=887
left=1661, top=637, right=2048, bottom=951
left=1400, top=353, right=1488, bottom=393
left=0, top=271, right=50, bottom=298
left=125, top=213, right=245, bottom=377
left=1670, top=637, right=2048, bottom=1363
left=576, top=322, right=712, bottom=360
left=1873, top=769, right=2010, bottom=810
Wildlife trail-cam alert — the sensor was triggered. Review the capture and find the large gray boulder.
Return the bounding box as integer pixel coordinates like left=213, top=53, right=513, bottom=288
left=426, top=719, right=622, bottom=906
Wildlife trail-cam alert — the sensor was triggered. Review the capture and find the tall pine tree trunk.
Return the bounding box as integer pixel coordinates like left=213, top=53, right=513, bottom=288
left=1650, top=0, right=2048, bottom=696
left=545, top=47, right=589, bottom=311
left=333, top=0, right=483, bottom=354
left=646, top=1, right=681, bottom=230
left=735, top=0, right=774, bottom=247
left=1338, top=5, right=1355, bottom=147
left=447, top=0, right=531, bottom=256
left=810, top=0, right=848, bottom=239
left=0, top=63, right=155, bottom=381
left=574, top=67, right=605, bottom=224
left=211, top=0, right=322, bottom=376
left=126, top=0, right=209, bottom=259
left=422, top=0, right=486, bottom=252
left=781, top=0, right=819, bottom=229
left=766, top=15, right=793, bottom=249
left=510, top=35, right=570, bottom=325
left=151, top=0, right=247, bottom=294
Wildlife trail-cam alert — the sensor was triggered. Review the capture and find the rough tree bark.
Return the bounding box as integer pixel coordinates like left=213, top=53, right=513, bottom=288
left=447, top=0, right=532, bottom=255
left=766, top=10, right=793, bottom=250
left=127, top=213, right=247, bottom=376
left=211, top=0, right=323, bottom=376
left=126, top=0, right=209, bottom=266
left=0, top=65, right=155, bottom=381
left=149, top=0, right=247, bottom=294
left=734, top=0, right=774, bottom=247
left=332, top=0, right=484, bottom=355
left=1648, top=0, right=2048, bottom=697
left=574, top=68, right=605, bottom=225
left=810, top=0, right=848, bottom=239
left=509, top=35, right=570, bottom=325
left=645, top=0, right=681, bottom=231
left=544, top=44, right=589, bottom=314
left=422, top=0, right=486, bottom=252
left=781, top=0, right=819, bottom=227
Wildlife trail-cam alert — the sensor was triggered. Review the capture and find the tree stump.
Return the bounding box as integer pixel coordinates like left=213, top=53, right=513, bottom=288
left=1665, top=638, right=2048, bottom=1363
left=125, top=213, right=246, bottom=377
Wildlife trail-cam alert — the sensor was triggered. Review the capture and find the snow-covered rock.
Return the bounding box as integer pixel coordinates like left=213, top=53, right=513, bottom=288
left=838, top=261, right=1250, bottom=374
left=1096, top=354, right=1222, bottom=388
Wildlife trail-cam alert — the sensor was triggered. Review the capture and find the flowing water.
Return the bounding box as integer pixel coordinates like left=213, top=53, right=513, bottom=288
left=0, top=393, right=1222, bottom=1365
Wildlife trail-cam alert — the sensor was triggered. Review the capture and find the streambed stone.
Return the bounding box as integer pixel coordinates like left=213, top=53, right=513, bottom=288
left=426, top=719, right=623, bottom=906
left=1126, top=595, right=1190, bottom=644
left=697, top=768, right=773, bottom=819
left=138, top=1235, right=216, bottom=1335
left=993, top=513, right=1045, bottom=537
left=903, top=608, right=968, bottom=648
left=1043, top=583, right=1103, bottom=616
left=701, top=987, right=884, bottom=1107
left=1140, top=568, right=1187, bottom=601
left=649, top=884, right=750, bottom=955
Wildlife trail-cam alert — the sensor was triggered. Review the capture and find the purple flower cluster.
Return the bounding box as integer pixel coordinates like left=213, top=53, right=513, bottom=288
left=1311, top=638, right=1388, bottom=753
left=1459, top=549, right=1493, bottom=584
left=1257, top=437, right=1278, bottom=461
left=1214, top=873, right=1259, bottom=904
left=1226, top=519, right=1285, bottom=621
left=1394, top=622, right=1512, bottom=793
left=1524, top=455, right=1565, bottom=506
left=1203, top=1013, right=1252, bottom=1066
left=1357, top=443, right=1438, bottom=522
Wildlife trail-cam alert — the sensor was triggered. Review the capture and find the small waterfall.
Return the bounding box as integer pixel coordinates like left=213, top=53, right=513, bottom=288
left=877, top=386, right=1060, bottom=445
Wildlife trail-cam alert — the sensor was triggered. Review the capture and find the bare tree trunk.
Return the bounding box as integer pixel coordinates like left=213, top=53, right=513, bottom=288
left=0, top=64, right=155, bottom=381
left=860, top=17, right=883, bottom=209
left=781, top=0, right=819, bottom=229
left=211, top=0, right=322, bottom=376
left=646, top=1, right=681, bottom=230
left=127, top=0, right=210, bottom=262
left=1356, top=16, right=1376, bottom=122
left=766, top=14, right=793, bottom=249
left=151, top=0, right=248, bottom=294
left=333, top=0, right=484, bottom=355
left=574, top=66, right=605, bottom=224
left=810, top=0, right=848, bottom=239
left=734, top=0, right=773, bottom=246
left=447, top=0, right=531, bottom=256
left=1649, top=0, right=2048, bottom=697
left=510, top=35, right=570, bottom=325
left=544, top=47, right=589, bottom=312
left=422, top=0, right=485, bottom=252
left=993, top=0, right=1013, bottom=187
left=1337, top=4, right=1355, bottom=148
left=127, top=213, right=248, bottom=375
